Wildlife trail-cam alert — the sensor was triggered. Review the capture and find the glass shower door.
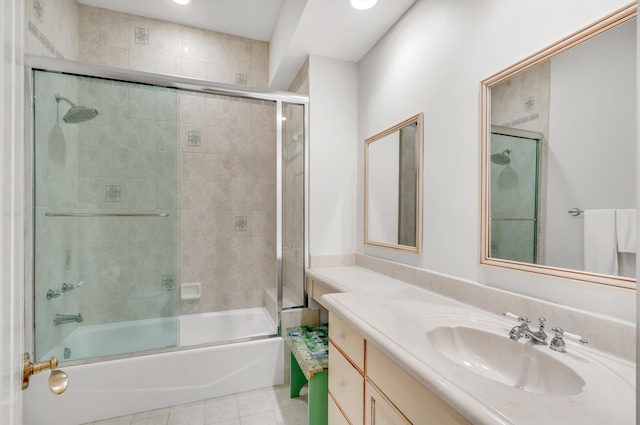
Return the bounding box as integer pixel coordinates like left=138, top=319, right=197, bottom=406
left=33, top=70, right=179, bottom=362
left=490, top=132, right=540, bottom=263
left=282, top=102, right=306, bottom=308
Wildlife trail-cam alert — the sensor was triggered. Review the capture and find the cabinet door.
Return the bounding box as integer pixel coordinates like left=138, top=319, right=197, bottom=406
left=365, top=381, right=411, bottom=425
left=328, top=341, right=364, bottom=425
left=329, top=395, right=350, bottom=425
left=367, top=344, right=470, bottom=425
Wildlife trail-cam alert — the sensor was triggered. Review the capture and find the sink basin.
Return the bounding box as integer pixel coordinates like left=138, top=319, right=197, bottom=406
left=427, top=325, right=585, bottom=397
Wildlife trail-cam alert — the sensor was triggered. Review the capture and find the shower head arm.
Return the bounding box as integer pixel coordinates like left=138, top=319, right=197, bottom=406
left=54, top=93, right=77, bottom=108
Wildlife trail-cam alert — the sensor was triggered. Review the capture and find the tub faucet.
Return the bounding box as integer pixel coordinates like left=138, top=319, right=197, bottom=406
left=54, top=313, right=83, bottom=326
left=507, top=316, right=548, bottom=345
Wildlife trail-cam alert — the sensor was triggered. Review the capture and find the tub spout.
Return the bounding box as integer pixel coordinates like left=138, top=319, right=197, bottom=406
left=54, top=313, right=83, bottom=326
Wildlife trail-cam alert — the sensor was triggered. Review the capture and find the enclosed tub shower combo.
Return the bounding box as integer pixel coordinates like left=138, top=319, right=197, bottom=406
left=24, top=56, right=309, bottom=425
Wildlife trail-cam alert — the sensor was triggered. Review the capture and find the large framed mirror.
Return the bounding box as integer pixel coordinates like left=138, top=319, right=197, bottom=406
left=480, top=3, right=636, bottom=289
left=365, top=113, right=423, bottom=254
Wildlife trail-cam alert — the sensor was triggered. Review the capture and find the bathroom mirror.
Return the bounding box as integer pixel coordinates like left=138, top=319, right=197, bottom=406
left=365, top=113, right=423, bottom=254
left=480, top=4, right=636, bottom=289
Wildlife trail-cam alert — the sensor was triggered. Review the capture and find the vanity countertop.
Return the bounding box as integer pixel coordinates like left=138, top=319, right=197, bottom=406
left=308, top=265, right=635, bottom=425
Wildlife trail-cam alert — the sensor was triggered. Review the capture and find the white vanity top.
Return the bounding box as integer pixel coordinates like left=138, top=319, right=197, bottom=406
left=308, top=265, right=635, bottom=425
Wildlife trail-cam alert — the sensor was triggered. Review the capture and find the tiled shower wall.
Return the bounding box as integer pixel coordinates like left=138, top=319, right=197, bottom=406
left=26, top=0, right=80, bottom=59
left=77, top=5, right=270, bottom=88
left=178, top=93, right=276, bottom=314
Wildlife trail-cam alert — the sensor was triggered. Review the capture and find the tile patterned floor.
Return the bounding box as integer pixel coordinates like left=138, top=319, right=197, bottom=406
left=82, top=384, right=308, bottom=425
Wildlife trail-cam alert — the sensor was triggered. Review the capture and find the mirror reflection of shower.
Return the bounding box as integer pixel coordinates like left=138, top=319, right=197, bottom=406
left=491, top=147, right=511, bottom=165
left=54, top=93, right=99, bottom=123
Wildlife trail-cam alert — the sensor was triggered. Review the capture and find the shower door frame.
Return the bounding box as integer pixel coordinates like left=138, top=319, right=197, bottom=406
left=24, top=54, right=310, bottom=363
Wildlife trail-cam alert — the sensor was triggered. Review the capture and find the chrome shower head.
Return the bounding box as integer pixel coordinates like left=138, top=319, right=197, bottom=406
left=491, top=148, right=511, bottom=165
left=55, top=93, right=99, bottom=124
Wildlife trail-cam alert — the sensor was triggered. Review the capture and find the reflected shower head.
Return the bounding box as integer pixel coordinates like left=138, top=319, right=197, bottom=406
left=55, top=93, right=99, bottom=124
left=491, top=148, right=511, bottom=165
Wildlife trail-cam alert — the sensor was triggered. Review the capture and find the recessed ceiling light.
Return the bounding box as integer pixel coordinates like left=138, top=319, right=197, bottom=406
left=349, top=0, right=378, bottom=10
left=173, top=0, right=191, bottom=5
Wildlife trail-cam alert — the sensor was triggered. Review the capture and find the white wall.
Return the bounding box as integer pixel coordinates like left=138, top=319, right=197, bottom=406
left=308, top=55, right=358, bottom=255
left=356, top=0, right=635, bottom=321
left=545, top=19, right=636, bottom=273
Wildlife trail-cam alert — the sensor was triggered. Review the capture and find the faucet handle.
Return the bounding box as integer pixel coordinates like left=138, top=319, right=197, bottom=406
left=550, top=327, right=587, bottom=353
left=502, top=311, right=520, bottom=321
left=502, top=312, right=530, bottom=324
left=537, top=317, right=546, bottom=330
left=561, top=330, right=588, bottom=345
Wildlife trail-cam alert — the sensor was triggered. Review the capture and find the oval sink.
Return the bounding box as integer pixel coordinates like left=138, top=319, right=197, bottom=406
left=427, top=325, right=585, bottom=397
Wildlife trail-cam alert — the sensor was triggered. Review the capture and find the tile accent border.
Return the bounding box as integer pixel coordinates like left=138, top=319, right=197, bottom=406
left=27, top=19, right=65, bottom=59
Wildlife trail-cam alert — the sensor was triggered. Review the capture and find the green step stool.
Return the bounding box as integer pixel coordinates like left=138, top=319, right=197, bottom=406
left=285, top=324, right=329, bottom=425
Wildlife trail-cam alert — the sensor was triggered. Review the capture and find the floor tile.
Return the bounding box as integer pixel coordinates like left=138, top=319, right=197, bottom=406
left=167, top=401, right=205, bottom=425
left=237, top=388, right=274, bottom=417
left=204, top=395, right=240, bottom=424
left=239, top=411, right=278, bottom=425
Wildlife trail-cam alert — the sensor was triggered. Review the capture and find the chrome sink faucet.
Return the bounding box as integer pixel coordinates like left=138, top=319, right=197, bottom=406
left=503, top=313, right=548, bottom=345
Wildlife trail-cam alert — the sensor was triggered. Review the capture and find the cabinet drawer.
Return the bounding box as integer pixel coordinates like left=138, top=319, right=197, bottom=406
left=367, top=344, right=470, bottom=425
left=329, top=394, right=350, bottom=425
left=329, top=341, right=364, bottom=425
left=329, top=312, right=365, bottom=371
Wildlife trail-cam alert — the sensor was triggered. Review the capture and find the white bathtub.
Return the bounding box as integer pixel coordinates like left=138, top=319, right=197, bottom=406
left=42, top=307, right=277, bottom=361
left=25, top=308, right=283, bottom=425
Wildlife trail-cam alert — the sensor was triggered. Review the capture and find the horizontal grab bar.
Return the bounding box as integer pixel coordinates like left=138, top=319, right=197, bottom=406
left=45, top=213, right=169, bottom=217
left=490, top=217, right=536, bottom=222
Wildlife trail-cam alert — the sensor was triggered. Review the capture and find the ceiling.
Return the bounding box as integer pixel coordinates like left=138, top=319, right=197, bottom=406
left=77, top=0, right=416, bottom=88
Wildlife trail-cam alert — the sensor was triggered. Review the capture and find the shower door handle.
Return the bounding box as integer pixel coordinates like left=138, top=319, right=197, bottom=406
left=22, top=353, right=69, bottom=394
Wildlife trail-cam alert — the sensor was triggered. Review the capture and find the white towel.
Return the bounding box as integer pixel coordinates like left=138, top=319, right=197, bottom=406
left=616, top=209, right=637, bottom=253
left=584, top=209, right=618, bottom=275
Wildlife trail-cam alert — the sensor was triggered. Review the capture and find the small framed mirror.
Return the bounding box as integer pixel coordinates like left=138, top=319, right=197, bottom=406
left=480, top=4, right=636, bottom=289
left=365, top=113, right=423, bottom=254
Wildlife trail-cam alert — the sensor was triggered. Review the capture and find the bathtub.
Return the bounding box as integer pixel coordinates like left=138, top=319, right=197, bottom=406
left=42, top=307, right=277, bottom=361
left=25, top=308, right=284, bottom=425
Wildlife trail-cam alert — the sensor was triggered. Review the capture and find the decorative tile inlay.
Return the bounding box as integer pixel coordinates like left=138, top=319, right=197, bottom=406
left=235, top=74, right=248, bottom=86
left=64, top=250, right=71, bottom=270
left=28, top=20, right=64, bottom=58
left=187, top=130, right=201, bottom=147
left=135, top=27, right=149, bottom=45
left=105, top=185, right=121, bottom=202
left=501, top=112, right=539, bottom=128
left=33, top=0, right=43, bottom=23
left=235, top=216, right=248, bottom=232
left=28, top=20, right=38, bottom=37
left=524, top=96, right=535, bottom=111
left=162, top=275, right=176, bottom=291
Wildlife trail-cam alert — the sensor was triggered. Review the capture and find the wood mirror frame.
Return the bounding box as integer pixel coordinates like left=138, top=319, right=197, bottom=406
left=365, top=113, right=423, bottom=254
left=480, top=3, right=636, bottom=290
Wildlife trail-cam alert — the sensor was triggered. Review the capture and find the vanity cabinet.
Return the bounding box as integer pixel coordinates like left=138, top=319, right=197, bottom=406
left=366, top=344, right=470, bottom=425
left=328, top=312, right=470, bottom=425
